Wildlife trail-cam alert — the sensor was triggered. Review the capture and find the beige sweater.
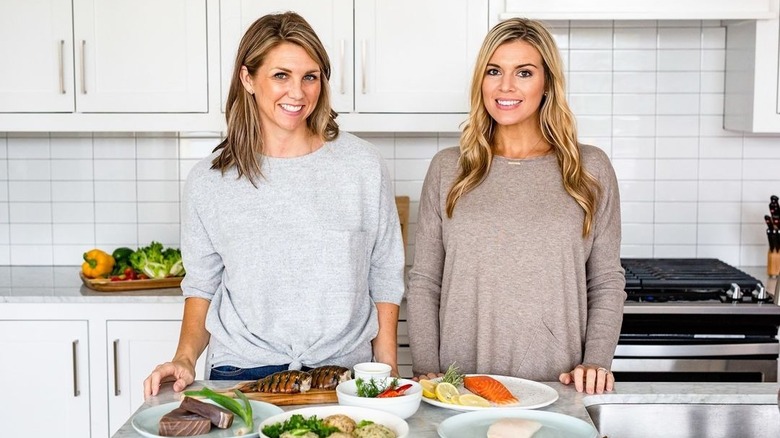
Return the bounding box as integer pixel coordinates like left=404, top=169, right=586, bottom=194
left=407, top=145, right=626, bottom=380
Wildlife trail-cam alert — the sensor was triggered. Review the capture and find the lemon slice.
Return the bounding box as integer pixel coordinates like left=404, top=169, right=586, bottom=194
left=435, top=381, right=460, bottom=404
left=457, top=393, right=491, bottom=407
left=419, top=379, right=437, bottom=399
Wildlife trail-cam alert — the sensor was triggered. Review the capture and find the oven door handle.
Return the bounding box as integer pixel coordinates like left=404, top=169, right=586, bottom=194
left=615, top=343, right=778, bottom=357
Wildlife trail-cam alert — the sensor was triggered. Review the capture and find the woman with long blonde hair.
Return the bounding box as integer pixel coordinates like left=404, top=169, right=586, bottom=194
left=408, top=18, right=625, bottom=394
left=144, top=12, right=405, bottom=397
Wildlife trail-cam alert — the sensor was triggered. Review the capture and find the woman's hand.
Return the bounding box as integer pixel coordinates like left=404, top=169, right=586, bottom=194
left=412, top=372, right=444, bottom=382
left=143, top=359, right=196, bottom=398
left=558, top=364, right=615, bottom=394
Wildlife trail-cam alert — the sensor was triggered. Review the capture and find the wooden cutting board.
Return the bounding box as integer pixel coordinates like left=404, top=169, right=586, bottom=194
left=79, top=271, right=183, bottom=292
left=216, top=386, right=337, bottom=406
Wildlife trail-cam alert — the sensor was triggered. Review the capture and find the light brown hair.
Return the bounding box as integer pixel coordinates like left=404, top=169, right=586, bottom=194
left=446, top=18, right=601, bottom=237
left=212, top=12, right=339, bottom=184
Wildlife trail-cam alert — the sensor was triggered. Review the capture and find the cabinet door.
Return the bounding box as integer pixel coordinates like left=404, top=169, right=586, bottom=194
left=0, top=320, right=90, bottom=438
left=72, top=0, right=207, bottom=113
left=0, top=0, right=74, bottom=112
left=220, top=0, right=353, bottom=113
left=355, top=0, right=487, bottom=113
left=107, top=320, right=206, bottom=436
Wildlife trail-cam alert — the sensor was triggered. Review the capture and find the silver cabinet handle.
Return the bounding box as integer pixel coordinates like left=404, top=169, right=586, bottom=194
left=80, top=40, right=86, bottom=94
left=58, top=40, right=65, bottom=94
left=361, top=40, right=367, bottom=94
left=113, top=339, right=121, bottom=396
left=339, top=39, right=346, bottom=95
left=72, top=340, right=80, bottom=397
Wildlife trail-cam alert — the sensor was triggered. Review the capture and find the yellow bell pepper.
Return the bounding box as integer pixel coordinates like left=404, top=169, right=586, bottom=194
left=82, top=249, right=115, bottom=278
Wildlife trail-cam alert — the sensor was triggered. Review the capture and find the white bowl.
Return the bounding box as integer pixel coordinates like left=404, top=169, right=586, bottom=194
left=258, top=405, right=409, bottom=438
left=336, top=377, right=422, bottom=419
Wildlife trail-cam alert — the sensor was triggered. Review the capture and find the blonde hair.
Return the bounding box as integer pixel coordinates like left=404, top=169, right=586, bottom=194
left=212, top=12, right=339, bottom=184
left=446, top=18, right=600, bottom=237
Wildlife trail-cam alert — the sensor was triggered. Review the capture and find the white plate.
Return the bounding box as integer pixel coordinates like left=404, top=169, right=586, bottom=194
left=257, top=405, right=409, bottom=438
left=132, top=399, right=283, bottom=438
left=422, top=375, right=558, bottom=411
left=437, top=408, right=598, bottom=438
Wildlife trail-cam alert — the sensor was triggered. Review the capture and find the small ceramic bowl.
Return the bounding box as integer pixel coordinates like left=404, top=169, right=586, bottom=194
left=336, top=377, right=423, bottom=419
left=353, top=361, right=392, bottom=381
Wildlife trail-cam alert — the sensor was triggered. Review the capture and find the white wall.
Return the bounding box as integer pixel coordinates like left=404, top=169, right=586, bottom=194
left=0, top=20, right=778, bottom=267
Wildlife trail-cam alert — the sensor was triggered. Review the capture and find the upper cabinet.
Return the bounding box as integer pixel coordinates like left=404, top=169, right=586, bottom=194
left=220, top=0, right=353, bottom=113
left=0, top=0, right=216, bottom=131
left=490, top=0, right=780, bottom=21
left=724, top=18, right=780, bottom=133
left=220, top=0, right=486, bottom=119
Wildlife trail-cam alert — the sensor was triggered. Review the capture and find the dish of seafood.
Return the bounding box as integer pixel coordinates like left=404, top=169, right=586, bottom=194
left=421, top=375, right=558, bottom=412
left=221, top=365, right=352, bottom=405
left=132, top=399, right=283, bottom=438
left=258, top=405, right=409, bottom=438
left=437, top=408, right=598, bottom=438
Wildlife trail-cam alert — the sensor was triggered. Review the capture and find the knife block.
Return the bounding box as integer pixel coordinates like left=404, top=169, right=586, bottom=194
left=767, top=251, right=780, bottom=276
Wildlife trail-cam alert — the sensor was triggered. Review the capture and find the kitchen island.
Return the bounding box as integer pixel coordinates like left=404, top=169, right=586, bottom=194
left=112, top=380, right=780, bottom=438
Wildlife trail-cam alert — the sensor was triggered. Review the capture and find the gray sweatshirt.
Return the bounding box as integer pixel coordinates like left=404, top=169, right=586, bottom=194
left=407, top=145, right=626, bottom=380
left=181, top=132, right=405, bottom=371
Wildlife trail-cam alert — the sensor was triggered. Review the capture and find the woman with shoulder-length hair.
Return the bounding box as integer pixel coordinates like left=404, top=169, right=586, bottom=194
left=144, top=12, right=405, bottom=397
left=407, top=18, right=625, bottom=394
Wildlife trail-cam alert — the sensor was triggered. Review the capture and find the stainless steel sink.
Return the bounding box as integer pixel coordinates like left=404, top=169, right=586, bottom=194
left=584, top=396, right=779, bottom=438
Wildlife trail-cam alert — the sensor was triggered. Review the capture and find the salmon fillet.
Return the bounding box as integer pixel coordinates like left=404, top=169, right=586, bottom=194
left=463, top=376, right=519, bottom=405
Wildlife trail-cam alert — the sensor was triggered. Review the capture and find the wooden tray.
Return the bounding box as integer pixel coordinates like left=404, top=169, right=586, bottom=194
left=216, top=386, right=337, bottom=406
left=79, top=271, right=183, bottom=292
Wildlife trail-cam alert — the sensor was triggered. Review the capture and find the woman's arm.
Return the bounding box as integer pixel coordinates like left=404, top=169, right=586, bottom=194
left=372, top=302, right=400, bottom=375
left=144, top=297, right=211, bottom=397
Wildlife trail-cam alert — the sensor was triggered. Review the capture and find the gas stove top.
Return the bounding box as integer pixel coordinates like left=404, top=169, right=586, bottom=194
left=622, top=258, right=772, bottom=304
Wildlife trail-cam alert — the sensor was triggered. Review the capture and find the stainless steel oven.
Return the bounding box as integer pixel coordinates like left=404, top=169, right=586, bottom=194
left=612, top=259, right=780, bottom=383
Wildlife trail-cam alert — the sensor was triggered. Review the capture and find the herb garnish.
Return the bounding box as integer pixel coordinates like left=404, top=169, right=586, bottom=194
left=355, top=377, right=400, bottom=398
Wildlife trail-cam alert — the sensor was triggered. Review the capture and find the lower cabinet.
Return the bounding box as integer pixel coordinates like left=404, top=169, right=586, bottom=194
left=0, top=320, right=91, bottom=438
left=107, top=320, right=207, bottom=436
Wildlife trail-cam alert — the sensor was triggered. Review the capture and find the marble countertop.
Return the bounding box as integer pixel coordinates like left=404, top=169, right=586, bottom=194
left=112, top=380, right=780, bottom=438
left=0, top=265, right=778, bottom=307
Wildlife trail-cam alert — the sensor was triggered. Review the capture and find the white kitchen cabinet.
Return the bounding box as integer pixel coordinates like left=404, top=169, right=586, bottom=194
left=220, top=0, right=353, bottom=113
left=107, top=320, right=207, bottom=436
left=724, top=18, right=780, bottom=133
left=220, top=0, right=486, bottom=115
left=0, top=320, right=91, bottom=438
left=0, top=0, right=211, bottom=126
left=490, top=0, right=780, bottom=22
left=354, top=0, right=486, bottom=113
left=0, top=0, right=74, bottom=112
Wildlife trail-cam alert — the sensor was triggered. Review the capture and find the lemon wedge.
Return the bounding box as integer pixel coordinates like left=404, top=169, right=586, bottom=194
left=419, top=379, right=437, bottom=399
left=435, top=382, right=460, bottom=404
left=457, top=393, right=491, bottom=407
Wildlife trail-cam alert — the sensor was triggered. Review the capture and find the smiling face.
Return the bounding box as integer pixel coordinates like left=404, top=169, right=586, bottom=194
left=481, top=39, right=547, bottom=130
left=241, top=42, right=322, bottom=137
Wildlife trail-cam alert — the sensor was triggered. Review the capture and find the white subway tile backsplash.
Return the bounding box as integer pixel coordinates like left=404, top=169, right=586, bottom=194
left=744, top=137, right=780, bottom=158
left=613, top=159, right=655, bottom=180
left=699, top=136, right=742, bottom=159
left=656, top=115, right=699, bottom=137
left=657, top=72, right=700, bottom=93
left=701, top=27, right=725, bottom=49
left=50, top=137, right=92, bottom=159
left=623, top=223, right=654, bottom=244
left=654, top=202, right=697, bottom=223
left=577, top=116, right=612, bottom=137
left=569, top=94, right=612, bottom=115
left=95, top=224, right=137, bottom=246
left=138, top=202, right=179, bottom=223
left=613, top=72, right=656, bottom=93
left=699, top=115, right=740, bottom=137
left=94, top=159, right=136, bottom=181
left=698, top=180, right=741, bottom=202
left=569, top=72, right=612, bottom=93
left=136, top=181, right=179, bottom=202
left=621, top=202, right=654, bottom=223
left=138, top=224, right=180, bottom=246
left=612, top=138, right=654, bottom=159
left=93, top=137, right=135, bottom=159
left=179, top=137, right=218, bottom=159
left=613, top=50, right=656, bottom=71
left=657, top=50, right=701, bottom=71
left=656, top=137, right=699, bottom=158
left=742, top=159, right=780, bottom=181
left=654, top=245, right=696, bottom=257
left=8, top=181, right=50, bottom=202
left=51, top=181, right=93, bottom=202
left=7, top=137, right=50, bottom=159
left=741, top=223, right=767, bottom=245
left=137, top=159, right=179, bottom=180
left=699, top=159, right=742, bottom=180
left=9, top=160, right=51, bottom=180
left=10, top=224, right=52, bottom=245
left=570, top=28, right=613, bottom=49
left=655, top=159, right=698, bottom=180
left=620, top=244, right=654, bottom=257
left=9, top=203, right=51, bottom=223
left=53, top=224, right=94, bottom=245
left=614, top=27, right=657, bottom=49
left=658, top=27, right=701, bottom=49
left=95, top=181, right=135, bottom=202
left=613, top=94, right=656, bottom=115
left=697, top=202, right=741, bottom=224
left=656, top=94, right=699, bottom=115
left=394, top=159, right=431, bottom=181
left=10, top=245, right=52, bottom=265
left=137, top=137, right=179, bottom=159
left=701, top=49, right=725, bottom=71
left=53, top=245, right=89, bottom=265
left=619, top=180, right=655, bottom=201
left=656, top=180, right=698, bottom=201
left=569, top=50, right=613, bottom=71
left=51, top=159, right=93, bottom=181
left=395, top=137, right=438, bottom=159
left=699, top=94, right=723, bottom=116
left=613, top=116, right=655, bottom=137
left=53, top=202, right=93, bottom=223
left=95, top=202, right=137, bottom=223
left=699, top=72, right=725, bottom=93
left=655, top=223, right=697, bottom=244
left=697, top=245, right=740, bottom=266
